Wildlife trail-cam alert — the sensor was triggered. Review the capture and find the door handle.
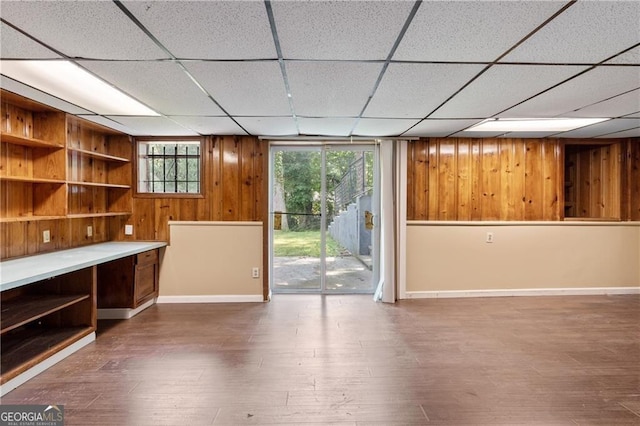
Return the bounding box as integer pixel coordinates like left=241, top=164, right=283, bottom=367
left=365, top=210, right=374, bottom=230
left=274, top=211, right=282, bottom=230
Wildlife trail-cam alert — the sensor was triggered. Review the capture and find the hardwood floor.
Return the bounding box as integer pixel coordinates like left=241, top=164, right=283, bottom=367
left=1, top=294, right=639, bottom=425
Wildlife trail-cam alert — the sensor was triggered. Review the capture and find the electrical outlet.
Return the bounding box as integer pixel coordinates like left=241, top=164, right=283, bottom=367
left=42, top=229, right=51, bottom=243
left=124, top=224, right=133, bottom=235
left=87, top=225, right=93, bottom=237
left=486, top=232, right=494, bottom=243
left=252, top=267, right=260, bottom=278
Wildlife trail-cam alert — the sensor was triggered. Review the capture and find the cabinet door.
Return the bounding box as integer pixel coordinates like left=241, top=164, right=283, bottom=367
left=134, top=262, right=157, bottom=306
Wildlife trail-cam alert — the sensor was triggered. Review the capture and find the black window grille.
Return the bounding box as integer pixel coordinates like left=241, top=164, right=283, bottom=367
left=137, top=141, right=201, bottom=194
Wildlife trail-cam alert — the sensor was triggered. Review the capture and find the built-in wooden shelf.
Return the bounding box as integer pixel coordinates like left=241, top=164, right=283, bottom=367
left=0, top=132, right=64, bottom=149
left=1, top=326, right=94, bottom=384
left=67, top=181, right=130, bottom=189
left=67, top=212, right=131, bottom=219
left=67, top=147, right=130, bottom=163
left=0, top=176, right=66, bottom=184
left=0, top=215, right=66, bottom=223
left=1, top=294, right=90, bottom=334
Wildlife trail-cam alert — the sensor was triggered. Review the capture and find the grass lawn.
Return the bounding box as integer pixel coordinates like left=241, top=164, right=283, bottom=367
left=274, top=230, right=342, bottom=257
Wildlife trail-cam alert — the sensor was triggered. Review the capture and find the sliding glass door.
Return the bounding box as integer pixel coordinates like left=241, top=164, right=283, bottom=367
left=270, top=144, right=377, bottom=294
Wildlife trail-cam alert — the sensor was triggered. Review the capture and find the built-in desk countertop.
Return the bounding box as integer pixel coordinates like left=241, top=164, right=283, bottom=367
left=0, top=241, right=167, bottom=292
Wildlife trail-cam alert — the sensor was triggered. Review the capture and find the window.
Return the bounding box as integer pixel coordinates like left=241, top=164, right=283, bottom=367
left=136, top=139, right=202, bottom=195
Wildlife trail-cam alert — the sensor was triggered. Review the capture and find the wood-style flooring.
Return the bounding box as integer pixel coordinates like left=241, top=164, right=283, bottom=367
left=1, top=294, right=639, bottom=425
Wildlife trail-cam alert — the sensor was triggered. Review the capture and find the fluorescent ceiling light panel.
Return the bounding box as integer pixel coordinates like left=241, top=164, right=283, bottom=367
left=465, top=118, right=609, bottom=132
left=0, top=60, right=159, bottom=116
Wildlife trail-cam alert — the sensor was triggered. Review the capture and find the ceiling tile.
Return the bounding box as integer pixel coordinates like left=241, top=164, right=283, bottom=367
left=183, top=61, right=290, bottom=116
left=1, top=22, right=60, bottom=59
left=502, top=1, right=640, bottom=63
left=79, top=61, right=223, bottom=116
left=502, top=67, right=640, bottom=118
left=287, top=62, right=383, bottom=117
left=394, top=1, right=566, bottom=62
left=298, top=118, right=356, bottom=137
left=272, top=1, right=414, bottom=60
left=0, top=1, right=167, bottom=60
left=76, top=115, right=138, bottom=135
left=1, top=76, right=92, bottom=115
left=623, top=111, right=640, bottom=118
left=565, top=89, right=640, bottom=118
left=401, top=119, right=482, bottom=137
left=554, top=118, right=640, bottom=138
left=353, top=119, right=420, bottom=137
left=595, top=127, right=640, bottom=138
left=234, top=117, right=298, bottom=137
left=105, top=116, right=198, bottom=137
left=168, top=116, right=246, bottom=136
left=364, top=63, right=485, bottom=119
left=121, top=1, right=275, bottom=59
left=431, top=65, right=588, bottom=119
left=606, top=47, right=640, bottom=65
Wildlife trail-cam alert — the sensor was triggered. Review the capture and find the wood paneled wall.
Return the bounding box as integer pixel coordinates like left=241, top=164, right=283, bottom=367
left=111, top=136, right=267, bottom=242
left=407, top=138, right=562, bottom=221
left=624, top=139, right=640, bottom=221
left=1, top=218, right=111, bottom=259
left=408, top=137, right=640, bottom=222
left=564, top=143, right=621, bottom=219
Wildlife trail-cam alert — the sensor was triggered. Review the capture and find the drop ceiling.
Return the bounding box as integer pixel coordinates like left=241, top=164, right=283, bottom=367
left=1, top=0, right=638, bottom=139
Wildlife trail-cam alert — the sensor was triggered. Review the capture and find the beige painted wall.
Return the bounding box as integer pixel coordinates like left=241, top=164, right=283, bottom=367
left=406, top=223, right=640, bottom=293
left=159, top=222, right=263, bottom=299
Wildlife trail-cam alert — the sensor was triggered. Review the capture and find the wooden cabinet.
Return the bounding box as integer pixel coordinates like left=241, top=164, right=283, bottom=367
left=1, top=91, right=68, bottom=222
left=0, top=267, right=96, bottom=386
left=97, top=249, right=159, bottom=309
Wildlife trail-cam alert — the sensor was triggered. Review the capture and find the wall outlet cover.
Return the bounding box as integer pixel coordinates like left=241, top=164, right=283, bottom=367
left=124, top=224, right=133, bottom=235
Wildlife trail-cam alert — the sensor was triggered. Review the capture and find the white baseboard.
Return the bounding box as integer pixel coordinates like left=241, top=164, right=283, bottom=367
left=156, top=295, right=264, bottom=303
left=0, top=332, right=95, bottom=397
left=97, top=298, right=156, bottom=319
left=404, top=287, right=640, bottom=299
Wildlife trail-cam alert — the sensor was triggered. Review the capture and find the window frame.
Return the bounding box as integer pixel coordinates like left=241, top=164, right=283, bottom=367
left=134, top=136, right=205, bottom=199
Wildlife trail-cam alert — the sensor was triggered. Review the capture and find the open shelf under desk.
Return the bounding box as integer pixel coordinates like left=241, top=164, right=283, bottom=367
left=1, top=326, right=94, bottom=384
left=1, top=294, right=90, bottom=334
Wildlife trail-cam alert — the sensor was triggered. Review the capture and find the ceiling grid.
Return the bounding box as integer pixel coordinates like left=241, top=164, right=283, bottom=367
left=0, top=0, right=637, bottom=138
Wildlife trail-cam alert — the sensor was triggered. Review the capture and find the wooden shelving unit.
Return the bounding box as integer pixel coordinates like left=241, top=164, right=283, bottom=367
left=0, top=267, right=96, bottom=385
left=1, top=93, right=68, bottom=222
left=66, top=116, right=133, bottom=218
left=1, top=90, right=133, bottom=224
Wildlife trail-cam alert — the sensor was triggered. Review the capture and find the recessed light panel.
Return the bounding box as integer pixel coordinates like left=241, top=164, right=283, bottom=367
left=465, top=118, right=609, bottom=132
left=0, top=60, right=159, bottom=116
